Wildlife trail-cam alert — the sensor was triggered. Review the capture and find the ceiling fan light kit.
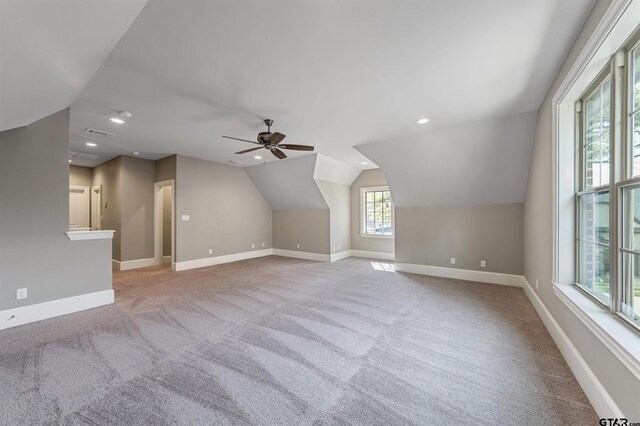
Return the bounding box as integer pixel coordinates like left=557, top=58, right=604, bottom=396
left=222, top=119, right=315, bottom=160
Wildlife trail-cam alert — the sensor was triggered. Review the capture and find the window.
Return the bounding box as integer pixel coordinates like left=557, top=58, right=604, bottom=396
left=575, top=30, right=640, bottom=329
left=361, top=186, right=393, bottom=237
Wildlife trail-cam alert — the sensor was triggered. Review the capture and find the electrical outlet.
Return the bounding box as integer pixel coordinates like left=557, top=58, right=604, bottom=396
left=338, top=244, right=341, bottom=250
left=16, top=288, right=27, bottom=300
left=480, top=260, right=486, bottom=268
left=181, top=214, right=190, bottom=221
left=262, top=242, right=265, bottom=247
left=208, top=248, right=213, bottom=255
left=251, top=243, right=255, bottom=249
left=296, top=244, right=300, bottom=249
left=332, top=246, right=336, bottom=252
left=536, top=279, right=539, bottom=290
left=450, top=257, right=456, bottom=265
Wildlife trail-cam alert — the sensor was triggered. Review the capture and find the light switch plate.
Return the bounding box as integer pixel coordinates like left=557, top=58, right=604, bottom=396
left=16, top=288, right=27, bottom=300
left=181, top=215, right=190, bottom=221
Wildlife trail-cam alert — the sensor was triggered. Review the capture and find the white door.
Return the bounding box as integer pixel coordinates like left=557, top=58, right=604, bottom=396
left=69, top=186, right=90, bottom=229
left=91, top=185, right=102, bottom=230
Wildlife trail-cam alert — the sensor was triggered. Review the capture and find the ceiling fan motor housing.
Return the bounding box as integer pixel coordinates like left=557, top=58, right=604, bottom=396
left=257, top=132, right=272, bottom=144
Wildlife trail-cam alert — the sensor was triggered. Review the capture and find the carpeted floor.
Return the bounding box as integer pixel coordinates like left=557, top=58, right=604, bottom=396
left=0, top=256, right=597, bottom=425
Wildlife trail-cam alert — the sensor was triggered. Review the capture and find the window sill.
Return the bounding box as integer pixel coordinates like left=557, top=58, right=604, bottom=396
left=553, top=282, right=640, bottom=381
left=66, top=230, right=115, bottom=241
left=360, top=233, right=394, bottom=239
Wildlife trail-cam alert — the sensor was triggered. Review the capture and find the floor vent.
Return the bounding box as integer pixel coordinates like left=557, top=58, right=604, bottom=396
left=85, top=128, right=115, bottom=137
left=69, top=151, right=99, bottom=161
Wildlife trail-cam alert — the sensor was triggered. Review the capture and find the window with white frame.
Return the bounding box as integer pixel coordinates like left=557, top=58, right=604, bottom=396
left=575, top=29, right=640, bottom=329
left=361, top=186, right=393, bottom=237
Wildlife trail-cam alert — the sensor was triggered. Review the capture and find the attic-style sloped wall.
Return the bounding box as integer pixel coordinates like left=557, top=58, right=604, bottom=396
left=356, top=111, right=537, bottom=207
left=355, top=112, right=535, bottom=275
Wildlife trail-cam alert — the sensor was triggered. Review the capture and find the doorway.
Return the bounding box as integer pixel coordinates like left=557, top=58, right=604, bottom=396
left=69, top=186, right=90, bottom=229
left=154, top=180, right=175, bottom=269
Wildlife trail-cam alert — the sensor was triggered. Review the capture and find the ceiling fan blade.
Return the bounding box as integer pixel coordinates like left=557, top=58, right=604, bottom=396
left=269, top=132, right=286, bottom=145
left=271, top=148, right=287, bottom=159
left=222, top=135, right=261, bottom=145
left=235, top=147, right=264, bottom=154
left=278, top=144, right=314, bottom=151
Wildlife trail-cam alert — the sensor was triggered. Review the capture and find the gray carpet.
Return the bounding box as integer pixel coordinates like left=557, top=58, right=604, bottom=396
left=0, top=256, right=597, bottom=425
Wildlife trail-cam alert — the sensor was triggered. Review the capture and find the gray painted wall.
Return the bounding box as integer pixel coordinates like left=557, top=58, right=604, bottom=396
left=119, top=156, right=155, bottom=262
left=316, top=180, right=351, bottom=254
left=0, top=109, right=112, bottom=312
left=350, top=169, right=395, bottom=254
left=69, top=165, right=93, bottom=187
left=175, top=155, right=272, bottom=262
left=396, top=203, right=524, bottom=275
left=524, top=0, right=640, bottom=418
left=273, top=210, right=330, bottom=255
left=156, top=154, right=176, bottom=182
left=92, top=157, right=122, bottom=260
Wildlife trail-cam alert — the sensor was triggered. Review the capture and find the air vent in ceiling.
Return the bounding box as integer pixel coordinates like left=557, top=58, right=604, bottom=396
left=85, top=128, right=115, bottom=137
left=227, top=160, right=241, bottom=165
left=69, top=151, right=99, bottom=161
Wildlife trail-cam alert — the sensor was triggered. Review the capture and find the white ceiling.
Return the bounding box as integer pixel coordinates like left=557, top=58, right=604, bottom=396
left=0, top=0, right=148, bottom=132
left=357, top=111, right=537, bottom=207
left=67, top=0, right=594, bottom=169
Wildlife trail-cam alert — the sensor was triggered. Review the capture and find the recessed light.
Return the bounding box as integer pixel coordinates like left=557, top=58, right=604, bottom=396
left=417, top=118, right=430, bottom=124
left=68, top=159, right=72, bottom=163
left=119, top=111, right=132, bottom=119
left=361, top=162, right=369, bottom=165
left=110, top=117, right=125, bottom=124
left=132, top=151, right=140, bottom=156
left=254, top=155, right=262, bottom=160
left=85, top=142, right=97, bottom=147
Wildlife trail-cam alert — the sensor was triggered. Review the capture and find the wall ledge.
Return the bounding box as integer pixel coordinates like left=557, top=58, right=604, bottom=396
left=66, top=230, right=115, bottom=241
left=553, top=283, right=640, bottom=382
left=0, top=290, right=114, bottom=331
left=522, top=279, right=623, bottom=418
left=350, top=250, right=395, bottom=261
left=395, top=263, right=525, bottom=287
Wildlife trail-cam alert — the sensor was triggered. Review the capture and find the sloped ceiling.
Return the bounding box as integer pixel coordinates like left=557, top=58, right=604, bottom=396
left=0, top=0, right=148, bottom=131
left=356, top=112, right=537, bottom=207
left=66, top=0, right=594, bottom=168
left=314, top=155, right=360, bottom=186
left=245, top=155, right=328, bottom=210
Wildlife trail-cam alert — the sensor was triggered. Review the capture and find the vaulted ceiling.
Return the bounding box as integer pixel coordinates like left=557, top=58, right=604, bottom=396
left=61, top=0, right=594, bottom=170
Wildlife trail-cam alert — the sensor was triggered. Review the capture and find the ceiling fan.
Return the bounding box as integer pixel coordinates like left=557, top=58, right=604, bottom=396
left=222, top=119, right=314, bottom=159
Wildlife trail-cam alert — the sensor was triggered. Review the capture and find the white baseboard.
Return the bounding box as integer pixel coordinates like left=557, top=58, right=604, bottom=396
left=162, top=255, right=172, bottom=265
left=522, top=279, right=622, bottom=418
left=175, top=248, right=274, bottom=271
left=350, top=250, right=395, bottom=261
left=273, top=249, right=331, bottom=262
left=330, top=250, right=352, bottom=262
left=112, top=258, right=158, bottom=271
left=395, top=263, right=525, bottom=287
left=0, top=289, right=114, bottom=331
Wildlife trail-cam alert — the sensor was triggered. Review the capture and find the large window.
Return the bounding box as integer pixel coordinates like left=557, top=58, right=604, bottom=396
left=361, top=186, right=393, bottom=237
left=576, top=31, right=640, bottom=329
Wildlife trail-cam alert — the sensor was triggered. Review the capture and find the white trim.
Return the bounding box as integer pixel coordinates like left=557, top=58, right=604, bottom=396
left=66, top=230, right=115, bottom=241
left=272, top=249, right=331, bottom=262
left=330, top=250, right=352, bottom=262
left=522, top=279, right=623, bottom=418
left=552, top=0, right=634, bottom=284
left=175, top=249, right=274, bottom=271
left=154, top=180, right=175, bottom=270
left=395, top=263, right=525, bottom=287
left=112, top=258, right=157, bottom=271
left=553, top=283, right=640, bottom=382
left=0, top=290, right=114, bottom=331
left=350, top=249, right=395, bottom=261
left=163, top=255, right=172, bottom=265
left=360, top=185, right=395, bottom=238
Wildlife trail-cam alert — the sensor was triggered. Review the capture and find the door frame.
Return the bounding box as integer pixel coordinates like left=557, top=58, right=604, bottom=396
left=154, top=180, right=175, bottom=270
left=91, top=184, right=102, bottom=230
